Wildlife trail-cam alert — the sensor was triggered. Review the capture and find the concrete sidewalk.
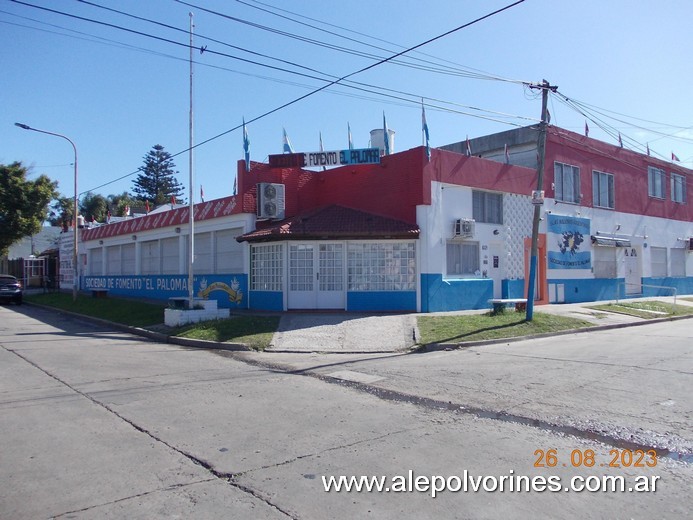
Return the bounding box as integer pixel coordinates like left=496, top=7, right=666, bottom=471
left=265, top=296, right=693, bottom=353
left=24, top=291, right=693, bottom=354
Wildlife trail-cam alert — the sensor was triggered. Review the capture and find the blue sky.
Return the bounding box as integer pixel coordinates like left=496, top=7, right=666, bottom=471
left=2, top=0, right=692, bottom=206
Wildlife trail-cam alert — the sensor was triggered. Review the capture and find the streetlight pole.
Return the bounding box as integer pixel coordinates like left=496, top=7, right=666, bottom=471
left=15, top=123, right=79, bottom=301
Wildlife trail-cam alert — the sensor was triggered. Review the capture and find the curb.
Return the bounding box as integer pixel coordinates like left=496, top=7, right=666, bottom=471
left=22, top=300, right=693, bottom=355
left=23, top=301, right=251, bottom=352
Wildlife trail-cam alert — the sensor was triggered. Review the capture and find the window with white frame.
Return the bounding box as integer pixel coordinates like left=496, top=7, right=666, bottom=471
left=671, top=173, right=687, bottom=203
left=554, top=162, right=580, bottom=203
left=593, top=247, right=617, bottom=278
left=592, top=170, right=615, bottom=209
left=648, top=166, right=666, bottom=199
left=347, top=242, right=415, bottom=291
left=216, top=228, right=244, bottom=273
left=106, top=245, right=121, bottom=275
left=122, top=243, right=136, bottom=275
left=250, top=243, right=283, bottom=291
left=90, top=248, right=103, bottom=275
left=650, top=246, right=667, bottom=278
left=472, top=190, right=503, bottom=224
left=670, top=248, right=686, bottom=277
left=193, top=232, right=212, bottom=274
left=141, top=240, right=160, bottom=275
left=446, top=241, right=480, bottom=277
left=161, top=237, right=179, bottom=274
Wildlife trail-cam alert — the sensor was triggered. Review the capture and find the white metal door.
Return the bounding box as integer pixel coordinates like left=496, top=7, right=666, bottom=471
left=488, top=243, right=503, bottom=298
left=287, top=243, right=344, bottom=309
left=624, top=247, right=641, bottom=295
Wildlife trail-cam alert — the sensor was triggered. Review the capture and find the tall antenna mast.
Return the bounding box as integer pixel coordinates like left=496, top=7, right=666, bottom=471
left=187, top=12, right=195, bottom=308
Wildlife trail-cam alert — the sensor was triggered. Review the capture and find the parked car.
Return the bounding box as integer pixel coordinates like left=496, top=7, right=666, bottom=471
left=0, top=275, right=23, bottom=305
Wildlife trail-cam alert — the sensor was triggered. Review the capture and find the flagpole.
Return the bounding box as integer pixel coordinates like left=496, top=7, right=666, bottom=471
left=187, top=12, right=195, bottom=309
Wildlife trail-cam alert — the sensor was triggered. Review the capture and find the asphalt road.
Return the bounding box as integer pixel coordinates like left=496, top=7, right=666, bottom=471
left=1, top=304, right=691, bottom=519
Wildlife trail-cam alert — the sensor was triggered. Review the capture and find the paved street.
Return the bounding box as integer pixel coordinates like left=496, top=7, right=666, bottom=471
left=1, top=304, right=691, bottom=519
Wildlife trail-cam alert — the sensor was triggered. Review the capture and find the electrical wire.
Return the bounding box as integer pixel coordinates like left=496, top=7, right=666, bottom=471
left=81, top=0, right=529, bottom=194
left=235, top=0, right=531, bottom=85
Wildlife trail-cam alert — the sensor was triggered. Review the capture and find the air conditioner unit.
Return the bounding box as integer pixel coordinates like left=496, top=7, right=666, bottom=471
left=453, top=218, right=475, bottom=239
left=256, top=183, right=285, bottom=219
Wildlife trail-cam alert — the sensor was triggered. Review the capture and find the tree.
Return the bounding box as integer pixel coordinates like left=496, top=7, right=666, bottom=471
left=80, top=192, right=108, bottom=223
left=47, top=196, right=73, bottom=230
left=132, top=144, right=184, bottom=206
left=107, top=192, right=136, bottom=217
left=0, top=162, right=58, bottom=256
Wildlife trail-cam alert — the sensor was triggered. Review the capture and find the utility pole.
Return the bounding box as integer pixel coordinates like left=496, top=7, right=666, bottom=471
left=526, top=79, right=557, bottom=321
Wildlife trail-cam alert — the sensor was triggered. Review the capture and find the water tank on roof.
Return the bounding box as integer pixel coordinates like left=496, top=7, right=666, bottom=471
left=370, top=128, right=395, bottom=155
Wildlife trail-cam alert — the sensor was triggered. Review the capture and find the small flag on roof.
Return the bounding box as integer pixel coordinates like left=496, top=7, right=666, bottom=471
left=283, top=127, right=294, bottom=153
left=243, top=117, right=250, bottom=172
left=421, top=99, right=430, bottom=162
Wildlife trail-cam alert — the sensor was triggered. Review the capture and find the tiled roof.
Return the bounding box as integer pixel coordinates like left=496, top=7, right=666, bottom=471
left=237, top=205, right=419, bottom=243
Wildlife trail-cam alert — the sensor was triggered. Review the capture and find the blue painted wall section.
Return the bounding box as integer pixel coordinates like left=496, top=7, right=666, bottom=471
left=82, top=274, right=247, bottom=308
left=248, top=291, right=284, bottom=311
left=421, top=274, right=493, bottom=312
left=641, top=277, right=693, bottom=297
left=502, top=279, right=525, bottom=299
left=547, top=277, right=620, bottom=303
left=347, top=291, right=416, bottom=311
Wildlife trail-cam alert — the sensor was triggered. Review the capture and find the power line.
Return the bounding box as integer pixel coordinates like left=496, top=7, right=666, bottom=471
left=235, top=0, right=531, bottom=85
left=78, top=0, right=528, bottom=194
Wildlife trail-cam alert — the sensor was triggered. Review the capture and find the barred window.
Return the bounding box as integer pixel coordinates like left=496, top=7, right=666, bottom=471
left=347, top=242, right=416, bottom=291
left=251, top=244, right=283, bottom=291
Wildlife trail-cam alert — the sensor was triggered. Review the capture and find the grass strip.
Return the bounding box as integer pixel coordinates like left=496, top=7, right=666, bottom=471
left=172, top=315, right=280, bottom=351
left=590, top=301, right=693, bottom=319
left=417, top=311, right=592, bottom=345
left=25, top=292, right=166, bottom=328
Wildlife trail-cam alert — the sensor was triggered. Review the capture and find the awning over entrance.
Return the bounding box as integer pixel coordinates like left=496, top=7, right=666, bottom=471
left=591, top=235, right=632, bottom=247
left=236, top=204, right=420, bottom=243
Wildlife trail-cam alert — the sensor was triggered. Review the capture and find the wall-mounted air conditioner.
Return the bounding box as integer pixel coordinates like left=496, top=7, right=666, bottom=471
left=452, top=218, right=475, bottom=239
left=257, top=183, right=285, bottom=219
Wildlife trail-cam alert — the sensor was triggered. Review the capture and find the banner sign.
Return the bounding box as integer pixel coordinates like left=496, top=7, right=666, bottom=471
left=547, top=214, right=591, bottom=270
left=82, top=274, right=247, bottom=308
left=269, top=148, right=381, bottom=169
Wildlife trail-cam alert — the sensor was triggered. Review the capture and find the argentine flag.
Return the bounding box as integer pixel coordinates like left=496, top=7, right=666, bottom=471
left=422, top=100, right=430, bottom=162
left=242, top=118, right=250, bottom=172
left=283, top=127, right=294, bottom=153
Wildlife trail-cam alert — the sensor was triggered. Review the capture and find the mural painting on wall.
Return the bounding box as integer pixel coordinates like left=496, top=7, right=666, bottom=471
left=83, top=274, right=246, bottom=308
left=547, top=214, right=592, bottom=270
left=198, top=277, right=243, bottom=304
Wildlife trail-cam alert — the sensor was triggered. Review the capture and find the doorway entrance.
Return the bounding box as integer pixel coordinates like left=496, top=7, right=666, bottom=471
left=287, top=243, right=345, bottom=309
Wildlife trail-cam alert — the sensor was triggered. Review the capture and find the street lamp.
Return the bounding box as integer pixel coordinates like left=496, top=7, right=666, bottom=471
left=15, top=123, right=79, bottom=301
